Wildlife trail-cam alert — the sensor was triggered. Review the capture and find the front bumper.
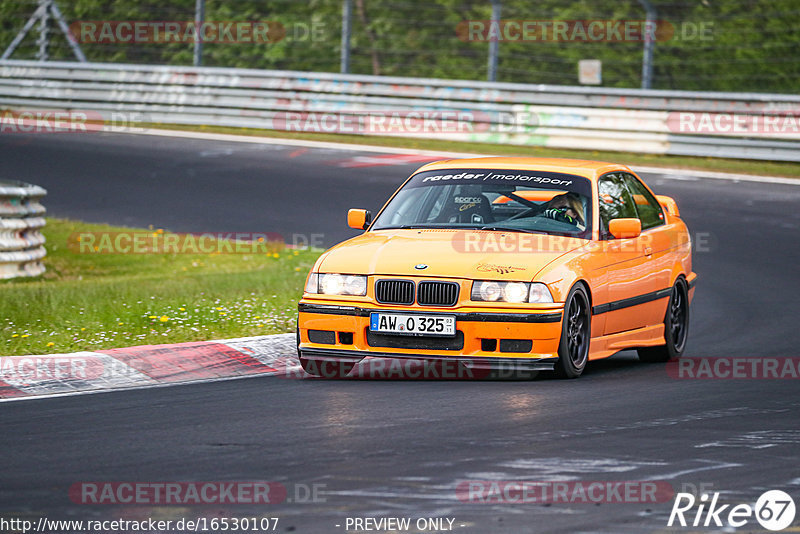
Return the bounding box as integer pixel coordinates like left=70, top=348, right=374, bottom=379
left=297, top=301, right=564, bottom=371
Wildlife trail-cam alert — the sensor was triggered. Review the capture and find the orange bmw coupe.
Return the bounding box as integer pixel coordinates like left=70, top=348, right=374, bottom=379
left=297, top=157, right=696, bottom=378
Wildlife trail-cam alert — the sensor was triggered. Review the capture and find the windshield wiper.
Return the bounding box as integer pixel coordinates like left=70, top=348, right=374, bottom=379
left=373, top=224, right=442, bottom=230
left=375, top=224, right=545, bottom=234
left=478, top=225, right=545, bottom=234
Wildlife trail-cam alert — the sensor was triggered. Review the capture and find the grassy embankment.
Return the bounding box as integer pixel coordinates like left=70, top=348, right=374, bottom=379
left=1, top=218, right=322, bottom=356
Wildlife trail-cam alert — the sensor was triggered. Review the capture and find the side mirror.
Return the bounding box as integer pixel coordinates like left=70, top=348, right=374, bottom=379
left=655, top=195, right=680, bottom=217
left=347, top=208, right=371, bottom=230
left=608, top=218, right=642, bottom=239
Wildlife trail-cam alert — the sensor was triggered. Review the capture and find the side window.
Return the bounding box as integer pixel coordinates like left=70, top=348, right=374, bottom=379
left=622, top=173, right=664, bottom=230
left=597, top=173, right=637, bottom=237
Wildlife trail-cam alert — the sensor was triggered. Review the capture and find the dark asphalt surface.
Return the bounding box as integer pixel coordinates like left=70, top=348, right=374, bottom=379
left=2, top=132, right=800, bottom=533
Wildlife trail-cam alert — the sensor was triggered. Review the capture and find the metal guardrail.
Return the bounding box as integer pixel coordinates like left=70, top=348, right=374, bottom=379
left=0, top=180, right=46, bottom=279
left=1, top=60, right=799, bottom=161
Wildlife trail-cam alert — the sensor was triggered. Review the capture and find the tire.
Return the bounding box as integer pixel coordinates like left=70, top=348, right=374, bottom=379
left=298, top=357, right=356, bottom=378
left=638, top=278, right=690, bottom=363
left=555, top=284, right=591, bottom=378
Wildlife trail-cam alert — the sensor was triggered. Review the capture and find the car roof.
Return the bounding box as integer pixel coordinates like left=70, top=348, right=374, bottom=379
left=413, top=157, right=631, bottom=181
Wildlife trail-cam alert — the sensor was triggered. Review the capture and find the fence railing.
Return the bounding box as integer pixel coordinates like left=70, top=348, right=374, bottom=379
left=0, top=180, right=46, bottom=279
left=1, top=59, right=799, bottom=161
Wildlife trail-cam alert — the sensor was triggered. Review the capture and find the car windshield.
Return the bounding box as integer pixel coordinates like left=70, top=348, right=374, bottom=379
left=371, top=168, right=593, bottom=238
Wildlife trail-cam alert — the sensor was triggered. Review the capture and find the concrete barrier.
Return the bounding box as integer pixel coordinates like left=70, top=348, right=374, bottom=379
left=1, top=59, right=799, bottom=161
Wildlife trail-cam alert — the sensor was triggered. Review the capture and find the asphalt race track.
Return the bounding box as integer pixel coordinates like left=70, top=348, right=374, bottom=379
left=2, top=132, right=800, bottom=533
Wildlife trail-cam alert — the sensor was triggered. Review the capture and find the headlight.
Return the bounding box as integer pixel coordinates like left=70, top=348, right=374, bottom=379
left=305, top=273, right=367, bottom=296
left=471, top=281, right=553, bottom=303
left=503, top=282, right=529, bottom=303
left=528, top=282, right=554, bottom=303
left=305, top=273, right=319, bottom=293
left=475, top=281, right=503, bottom=301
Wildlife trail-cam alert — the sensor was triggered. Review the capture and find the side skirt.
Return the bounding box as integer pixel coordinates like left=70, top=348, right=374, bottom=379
left=588, top=324, right=665, bottom=361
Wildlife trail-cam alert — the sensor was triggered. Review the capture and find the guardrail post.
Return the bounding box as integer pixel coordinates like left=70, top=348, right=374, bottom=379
left=0, top=181, right=47, bottom=279
left=340, top=0, right=352, bottom=73
left=638, top=0, right=656, bottom=89
left=487, top=0, right=501, bottom=82
left=194, top=0, right=205, bottom=67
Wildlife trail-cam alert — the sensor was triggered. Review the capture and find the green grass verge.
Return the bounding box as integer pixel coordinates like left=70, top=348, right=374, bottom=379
left=1, top=218, right=322, bottom=356
left=148, top=123, right=800, bottom=179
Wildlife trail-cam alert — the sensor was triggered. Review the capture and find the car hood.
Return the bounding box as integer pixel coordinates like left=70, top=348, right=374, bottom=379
left=318, top=229, right=587, bottom=281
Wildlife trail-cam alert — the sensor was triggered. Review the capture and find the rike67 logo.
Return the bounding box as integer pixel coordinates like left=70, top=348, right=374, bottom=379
left=668, top=490, right=796, bottom=531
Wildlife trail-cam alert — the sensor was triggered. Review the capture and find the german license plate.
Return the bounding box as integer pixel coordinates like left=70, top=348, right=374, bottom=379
left=369, top=312, right=456, bottom=337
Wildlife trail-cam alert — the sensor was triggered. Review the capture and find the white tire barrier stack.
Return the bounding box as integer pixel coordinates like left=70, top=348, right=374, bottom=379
left=0, top=180, right=46, bottom=279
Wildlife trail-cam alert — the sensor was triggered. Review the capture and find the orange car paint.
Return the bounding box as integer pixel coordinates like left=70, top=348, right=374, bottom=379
left=298, top=157, right=696, bottom=370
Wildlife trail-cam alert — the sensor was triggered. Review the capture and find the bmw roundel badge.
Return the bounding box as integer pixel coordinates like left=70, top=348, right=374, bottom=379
left=414, top=264, right=428, bottom=270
